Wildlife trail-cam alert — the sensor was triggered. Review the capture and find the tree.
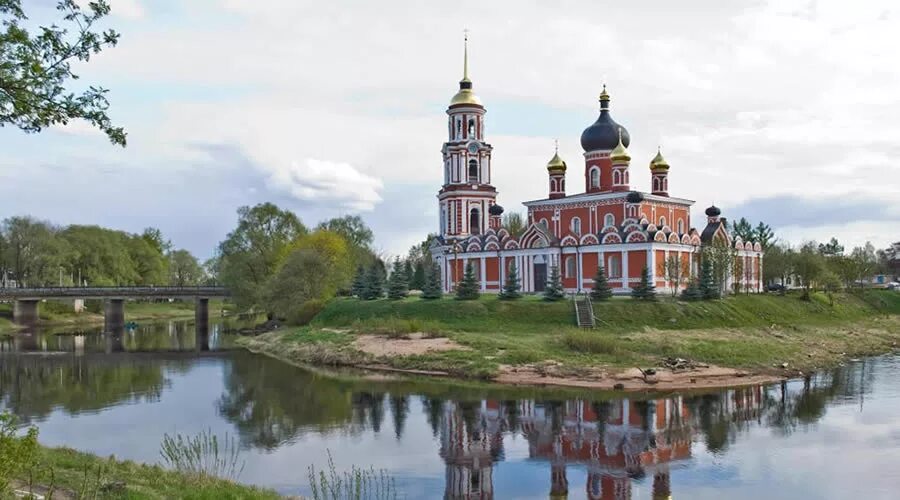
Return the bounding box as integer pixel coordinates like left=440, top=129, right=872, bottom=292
left=680, top=279, right=703, bottom=301
left=850, top=242, right=879, bottom=289
left=794, top=242, right=824, bottom=300
left=361, top=265, right=384, bottom=300
left=217, top=203, right=307, bottom=312
left=1, top=1, right=125, bottom=145
left=732, top=253, right=745, bottom=294
left=699, top=257, right=719, bottom=300
left=1, top=216, right=66, bottom=286
left=820, top=270, right=841, bottom=306
left=316, top=215, right=373, bottom=249
left=288, top=230, right=353, bottom=290
left=387, top=258, right=409, bottom=300
left=421, top=262, right=443, bottom=299
left=410, top=261, right=426, bottom=291
left=543, top=265, right=565, bottom=301
left=753, top=222, right=775, bottom=249
left=663, top=255, right=684, bottom=297
left=169, top=249, right=203, bottom=286
left=732, top=217, right=754, bottom=242
left=403, top=259, right=414, bottom=284
left=631, top=266, right=657, bottom=301
left=502, top=212, right=526, bottom=237
left=127, top=235, right=167, bottom=285
left=455, top=261, right=480, bottom=300
left=763, top=243, right=795, bottom=286
left=499, top=261, right=522, bottom=300
left=818, top=237, right=844, bottom=257
left=351, top=265, right=366, bottom=298
left=263, top=249, right=331, bottom=322
left=591, top=266, right=613, bottom=301
left=704, top=241, right=734, bottom=297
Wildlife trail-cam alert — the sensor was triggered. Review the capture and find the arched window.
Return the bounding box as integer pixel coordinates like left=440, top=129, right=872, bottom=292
left=677, top=219, right=685, bottom=234
left=608, top=255, right=621, bottom=278
left=565, top=256, right=576, bottom=278
left=653, top=177, right=660, bottom=192
left=659, top=216, right=666, bottom=227
left=590, top=168, right=600, bottom=188
left=468, top=159, right=479, bottom=183
left=539, top=218, right=549, bottom=230
left=550, top=178, right=557, bottom=192
left=571, top=217, right=581, bottom=236
left=561, top=179, right=565, bottom=191
left=469, top=208, right=481, bottom=235
left=604, top=213, right=615, bottom=228
left=468, top=118, right=475, bottom=137
left=613, top=170, right=621, bottom=185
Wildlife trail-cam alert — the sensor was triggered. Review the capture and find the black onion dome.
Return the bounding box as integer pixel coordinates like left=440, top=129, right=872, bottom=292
left=580, top=88, right=630, bottom=152
left=626, top=191, right=644, bottom=203
left=489, top=204, right=504, bottom=216
left=705, top=205, right=721, bottom=217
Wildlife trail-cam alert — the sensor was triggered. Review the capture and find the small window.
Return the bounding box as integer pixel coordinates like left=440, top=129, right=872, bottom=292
left=604, top=213, right=615, bottom=227
left=550, top=178, right=557, bottom=192
left=571, top=217, right=581, bottom=236
left=470, top=208, right=481, bottom=235
left=677, top=219, right=685, bottom=234
left=565, top=256, right=576, bottom=278
left=659, top=216, right=666, bottom=227
left=468, top=159, right=479, bottom=183
left=540, top=218, right=549, bottom=230
left=653, top=177, right=660, bottom=192
left=590, top=168, right=600, bottom=188
left=608, top=255, right=621, bottom=278
left=613, top=170, right=621, bottom=185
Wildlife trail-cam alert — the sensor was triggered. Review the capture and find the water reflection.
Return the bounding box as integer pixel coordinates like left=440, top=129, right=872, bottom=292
left=0, top=320, right=893, bottom=498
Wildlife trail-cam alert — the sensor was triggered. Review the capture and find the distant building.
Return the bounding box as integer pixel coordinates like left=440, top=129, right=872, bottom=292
left=431, top=38, right=763, bottom=295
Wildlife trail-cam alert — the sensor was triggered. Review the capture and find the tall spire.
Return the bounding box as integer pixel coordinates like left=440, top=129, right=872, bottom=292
left=462, top=29, right=470, bottom=83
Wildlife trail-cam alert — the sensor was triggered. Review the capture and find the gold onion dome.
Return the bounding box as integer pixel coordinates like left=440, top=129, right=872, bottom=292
left=650, top=147, right=670, bottom=170
left=609, top=128, right=630, bottom=163
left=449, top=33, right=482, bottom=107
left=547, top=151, right=567, bottom=172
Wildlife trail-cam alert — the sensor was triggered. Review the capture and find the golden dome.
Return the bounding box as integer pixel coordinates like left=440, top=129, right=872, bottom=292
left=547, top=151, right=567, bottom=172
left=449, top=32, right=483, bottom=107
left=650, top=147, right=670, bottom=170
left=609, top=128, right=630, bottom=163
left=450, top=87, right=483, bottom=106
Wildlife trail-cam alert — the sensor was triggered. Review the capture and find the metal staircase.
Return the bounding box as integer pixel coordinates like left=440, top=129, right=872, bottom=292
left=573, top=293, right=596, bottom=328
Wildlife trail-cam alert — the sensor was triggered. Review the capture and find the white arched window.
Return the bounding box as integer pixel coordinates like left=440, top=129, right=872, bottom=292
left=539, top=218, right=549, bottom=230
left=608, top=255, right=621, bottom=278
left=653, top=177, right=660, bottom=192
left=677, top=219, right=685, bottom=234
left=468, top=159, right=479, bottom=183
left=604, top=213, right=615, bottom=228
left=565, top=256, right=576, bottom=278
left=470, top=208, right=481, bottom=235
left=590, top=168, right=600, bottom=188
left=550, top=178, right=557, bottom=192
left=659, top=216, right=667, bottom=227
left=570, top=217, right=581, bottom=236
left=613, top=170, right=621, bottom=185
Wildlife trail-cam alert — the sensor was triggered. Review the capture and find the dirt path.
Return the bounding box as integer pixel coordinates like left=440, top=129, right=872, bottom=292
left=352, top=333, right=470, bottom=357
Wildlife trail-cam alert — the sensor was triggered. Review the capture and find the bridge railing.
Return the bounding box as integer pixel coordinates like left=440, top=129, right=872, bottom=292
left=0, top=286, right=230, bottom=299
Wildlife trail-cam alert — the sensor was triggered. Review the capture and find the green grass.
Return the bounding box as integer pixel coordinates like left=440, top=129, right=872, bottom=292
left=11, top=445, right=280, bottom=499
left=242, top=290, right=900, bottom=381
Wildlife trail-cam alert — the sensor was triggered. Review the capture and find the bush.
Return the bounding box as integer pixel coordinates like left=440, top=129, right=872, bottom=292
left=289, top=300, right=326, bottom=325
left=562, top=331, right=620, bottom=354
left=1, top=412, right=39, bottom=493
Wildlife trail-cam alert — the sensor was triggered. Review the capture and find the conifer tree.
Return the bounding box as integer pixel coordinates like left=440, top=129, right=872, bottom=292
left=699, top=257, right=719, bottom=300
left=631, top=266, right=657, bottom=301
left=591, top=265, right=613, bottom=301
left=680, top=279, right=703, bottom=301
left=455, top=261, right=481, bottom=300
left=499, top=261, right=522, bottom=300
left=387, top=258, right=409, bottom=300
left=411, top=261, right=426, bottom=290
left=403, top=259, right=414, bottom=284
left=543, top=264, right=565, bottom=301
left=422, top=262, right=443, bottom=299
left=351, top=265, right=366, bottom=299
left=362, top=265, right=384, bottom=300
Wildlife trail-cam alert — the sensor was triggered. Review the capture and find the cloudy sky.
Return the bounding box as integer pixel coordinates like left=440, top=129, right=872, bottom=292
left=2, top=0, right=898, bottom=258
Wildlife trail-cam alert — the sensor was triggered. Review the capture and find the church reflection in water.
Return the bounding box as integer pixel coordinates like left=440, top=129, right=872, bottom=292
left=439, top=387, right=764, bottom=499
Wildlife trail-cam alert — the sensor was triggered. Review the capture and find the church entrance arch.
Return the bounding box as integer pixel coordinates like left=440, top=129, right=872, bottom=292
left=533, top=254, right=547, bottom=292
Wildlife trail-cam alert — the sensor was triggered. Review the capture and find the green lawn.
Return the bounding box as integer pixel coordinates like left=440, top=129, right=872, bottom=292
left=240, top=290, right=900, bottom=380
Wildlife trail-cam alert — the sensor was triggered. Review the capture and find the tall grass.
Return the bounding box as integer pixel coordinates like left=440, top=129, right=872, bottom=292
left=159, top=429, right=245, bottom=482
left=308, top=450, right=398, bottom=500
left=562, top=331, right=621, bottom=354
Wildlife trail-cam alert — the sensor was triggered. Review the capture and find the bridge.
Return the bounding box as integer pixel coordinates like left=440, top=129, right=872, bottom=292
left=0, top=286, right=229, bottom=330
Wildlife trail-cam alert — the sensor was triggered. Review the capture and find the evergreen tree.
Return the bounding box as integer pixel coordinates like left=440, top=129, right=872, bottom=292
left=455, top=261, right=481, bottom=300
left=387, top=258, right=409, bottom=300
left=591, top=265, right=613, bottom=301
left=543, top=265, right=565, bottom=301
left=403, top=259, right=414, bottom=284
left=421, top=262, right=443, bottom=299
left=699, top=257, right=719, bottom=300
left=411, top=261, right=426, bottom=290
left=631, top=266, right=657, bottom=301
left=362, top=265, right=384, bottom=300
left=499, top=262, right=522, bottom=300
left=351, top=265, right=366, bottom=298
left=680, top=279, right=703, bottom=301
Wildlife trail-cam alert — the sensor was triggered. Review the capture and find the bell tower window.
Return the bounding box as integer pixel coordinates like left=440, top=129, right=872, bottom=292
left=468, top=118, right=476, bottom=138
left=468, top=159, right=479, bottom=183
left=469, top=207, right=481, bottom=235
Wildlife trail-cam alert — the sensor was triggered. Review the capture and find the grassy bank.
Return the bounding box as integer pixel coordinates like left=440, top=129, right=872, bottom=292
left=8, top=445, right=280, bottom=499
left=240, top=291, right=900, bottom=382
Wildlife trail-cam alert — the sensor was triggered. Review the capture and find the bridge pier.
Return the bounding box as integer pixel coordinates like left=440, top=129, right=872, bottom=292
left=13, top=299, right=40, bottom=325
left=195, top=298, right=210, bottom=352
left=104, top=298, right=125, bottom=332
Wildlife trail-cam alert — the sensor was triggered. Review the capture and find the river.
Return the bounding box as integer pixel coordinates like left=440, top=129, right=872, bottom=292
left=1, top=319, right=898, bottom=499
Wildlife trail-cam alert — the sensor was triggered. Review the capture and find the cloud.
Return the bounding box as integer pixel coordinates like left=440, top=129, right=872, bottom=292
left=727, top=194, right=900, bottom=228
left=264, top=159, right=383, bottom=211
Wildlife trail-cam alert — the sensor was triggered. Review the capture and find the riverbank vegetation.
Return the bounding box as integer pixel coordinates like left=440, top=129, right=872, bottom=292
left=240, top=291, right=900, bottom=382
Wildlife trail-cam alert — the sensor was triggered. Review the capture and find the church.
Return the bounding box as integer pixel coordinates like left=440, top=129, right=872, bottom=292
left=431, top=38, right=764, bottom=295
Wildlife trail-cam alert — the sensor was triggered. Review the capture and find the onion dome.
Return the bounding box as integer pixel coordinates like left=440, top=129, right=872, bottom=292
left=626, top=191, right=644, bottom=203
left=580, top=84, right=630, bottom=152
left=489, top=204, right=504, bottom=216
left=705, top=205, right=721, bottom=217
left=546, top=150, right=567, bottom=172
left=650, top=147, right=670, bottom=170
left=449, top=34, right=482, bottom=107
left=609, top=128, right=630, bottom=163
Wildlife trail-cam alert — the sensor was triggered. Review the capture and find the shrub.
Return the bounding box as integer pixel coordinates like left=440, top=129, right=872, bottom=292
left=0, top=412, right=39, bottom=492
left=289, top=299, right=326, bottom=325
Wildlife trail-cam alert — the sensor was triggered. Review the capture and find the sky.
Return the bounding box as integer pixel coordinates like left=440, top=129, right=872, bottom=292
left=1, top=0, right=898, bottom=259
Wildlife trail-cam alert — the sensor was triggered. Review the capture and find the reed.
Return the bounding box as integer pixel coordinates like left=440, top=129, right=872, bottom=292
left=307, top=450, right=398, bottom=500
left=159, top=429, right=245, bottom=482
